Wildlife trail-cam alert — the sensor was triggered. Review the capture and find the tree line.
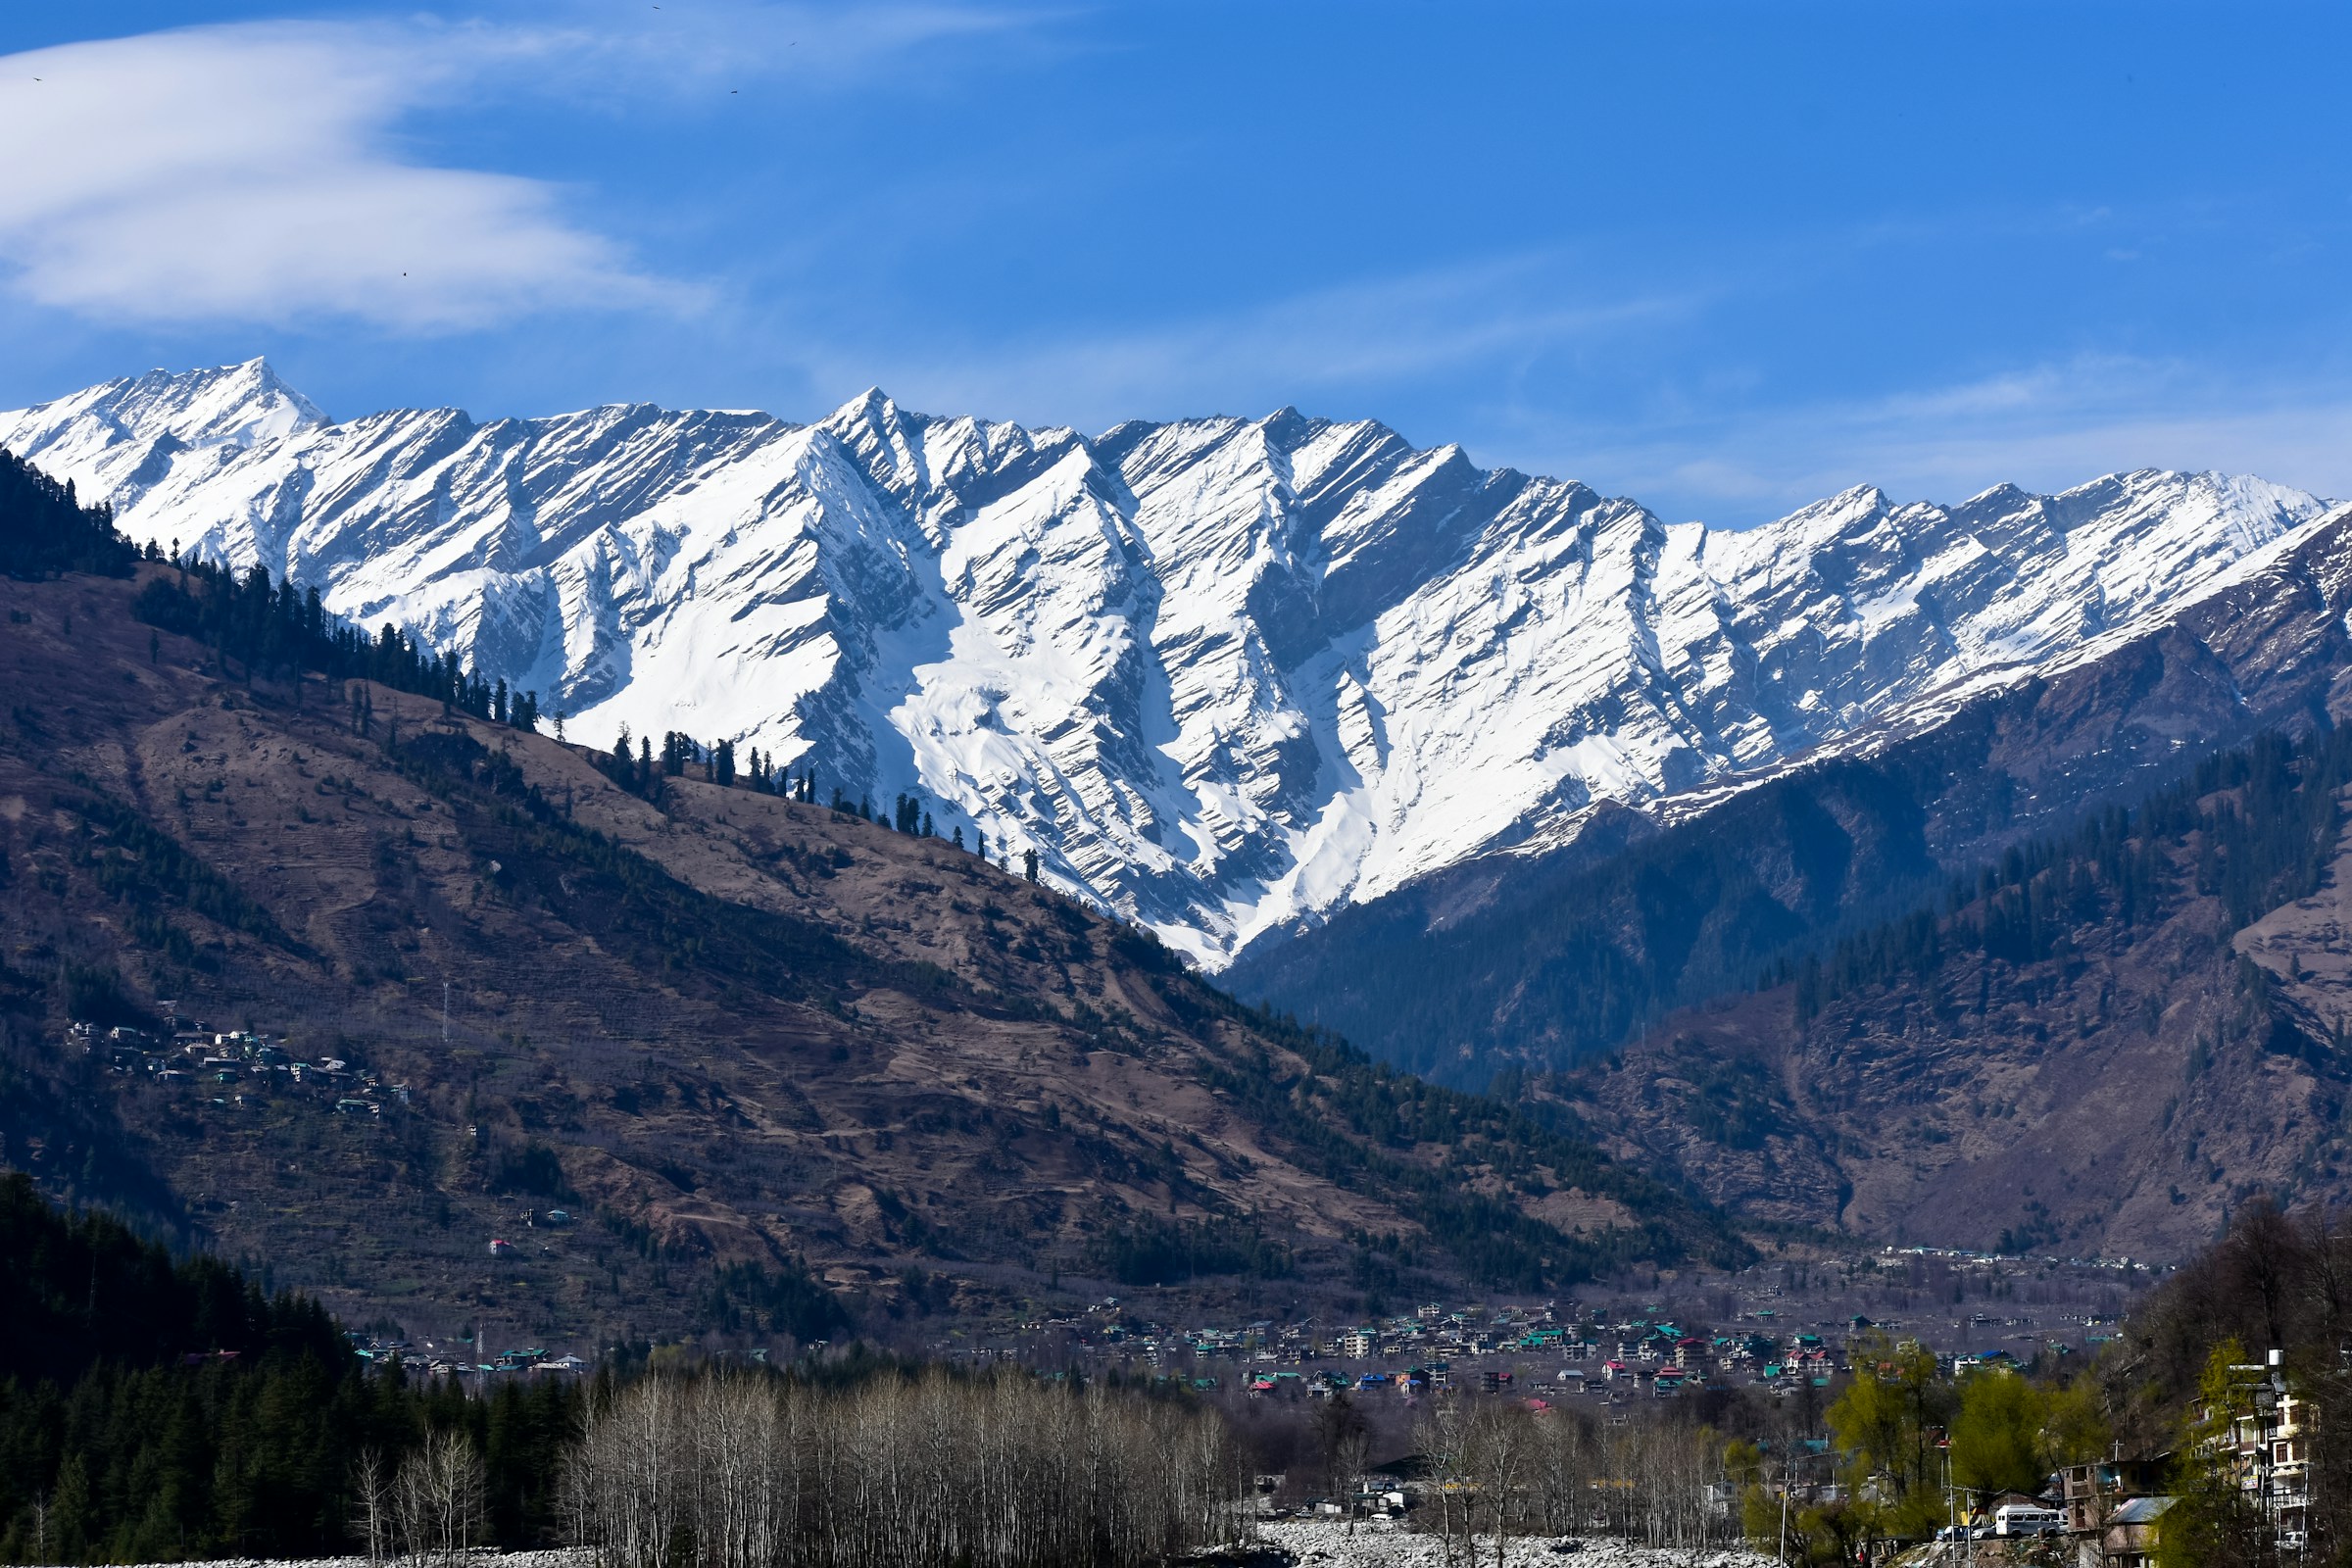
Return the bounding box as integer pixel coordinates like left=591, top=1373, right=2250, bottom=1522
left=593, top=724, right=1022, bottom=863
left=0, top=1168, right=1251, bottom=1568
left=1406, top=1393, right=1734, bottom=1559
left=0, top=1172, right=575, bottom=1564
left=131, top=555, right=545, bottom=732
left=565, top=1366, right=1243, bottom=1568
left=1789, top=724, right=2352, bottom=1021
left=0, top=450, right=138, bottom=579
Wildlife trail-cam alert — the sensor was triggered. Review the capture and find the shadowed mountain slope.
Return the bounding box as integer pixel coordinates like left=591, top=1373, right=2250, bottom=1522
left=1233, top=503, right=2352, bottom=1094
left=0, top=550, right=1734, bottom=1344
left=1544, top=726, right=2352, bottom=1259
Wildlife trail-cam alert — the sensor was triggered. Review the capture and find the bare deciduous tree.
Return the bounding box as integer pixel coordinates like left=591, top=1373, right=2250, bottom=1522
left=566, top=1366, right=1246, bottom=1568
left=395, top=1428, right=487, bottom=1568
left=1415, top=1393, right=1730, bottom=1556
left=350, top=1447, right=395, bottom=1568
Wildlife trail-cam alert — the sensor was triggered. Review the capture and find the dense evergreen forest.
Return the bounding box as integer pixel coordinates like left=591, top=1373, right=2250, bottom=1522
left=131, top=559, right=545, bottom=732
left=1790, top=725, right=2352, bottom=1027
left=0, top=1174, right=575, bottom=1564
left=1233, top=753, right=1957, bottom=1085
left=0, top=450, right=138, bottom=580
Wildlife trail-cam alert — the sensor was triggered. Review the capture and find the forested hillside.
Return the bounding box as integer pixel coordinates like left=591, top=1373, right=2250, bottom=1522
left=0, top=448, right=138, bottom=580
left=0, top=465, right=1735, bottom=1351
left=1235, top=503, right=2352, bottom=1102
left=0, top=1173, right=575, bottom=1562
left=1550, top=723, right=2352, bottom=1255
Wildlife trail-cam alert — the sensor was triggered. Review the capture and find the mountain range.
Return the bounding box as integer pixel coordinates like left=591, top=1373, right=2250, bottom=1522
left=2, top=361, right=2332, bottom=971
left=18, top=359, right=2352, bottom=1266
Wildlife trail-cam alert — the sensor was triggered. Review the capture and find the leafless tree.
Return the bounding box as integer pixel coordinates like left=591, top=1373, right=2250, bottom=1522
left=1414, top=1394, right=1726, bottom=1555
left=567, top=1364, right=1245, bottom=1568
left=1461, top=1398, right=1533, bottom=1568
left=1416, top=1395, right=1472, bottom=1568
left=394, top=1428, right=486, bottom=1568
left=350, top=1447, right=395, bottom=1568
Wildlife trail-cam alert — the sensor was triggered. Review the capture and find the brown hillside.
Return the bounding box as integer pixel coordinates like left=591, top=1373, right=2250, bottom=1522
left=0, top=565, right=1724, bottom=1347
left=1553, top=777, right=2352, bottom=1261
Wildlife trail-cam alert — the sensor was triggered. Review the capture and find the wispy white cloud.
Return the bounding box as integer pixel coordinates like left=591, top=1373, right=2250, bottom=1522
left=804, top=253, right=1703, bottom=431
left=1500, top=356, right=2352, bottom=523
left=0, top=5, right=1026, bottom=332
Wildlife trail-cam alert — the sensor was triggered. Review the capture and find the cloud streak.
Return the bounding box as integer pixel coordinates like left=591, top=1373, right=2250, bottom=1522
left=1531, top=357, right=2352, bottom=522
left=802, top=252, right=1704, bottom=433
left=0, top=5, right=1027, bottom=332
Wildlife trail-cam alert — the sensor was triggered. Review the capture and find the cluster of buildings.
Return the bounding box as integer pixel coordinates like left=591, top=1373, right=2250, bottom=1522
left=975, top=1298, right=1898, bottom=1400
left=346, top=1332, right=590, bottom=1383
left=2032, top=1352, right=2308, bottom=1566
left=73, top=1016, right=407, bottom=1114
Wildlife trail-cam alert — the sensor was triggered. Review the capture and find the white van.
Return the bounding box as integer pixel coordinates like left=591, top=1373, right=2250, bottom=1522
left=1992, top=1503, right=2064, bottom=1537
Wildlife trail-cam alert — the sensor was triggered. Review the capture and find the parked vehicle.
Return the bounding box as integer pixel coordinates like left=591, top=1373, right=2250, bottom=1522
left=1993, top=1503, right=2065, bottom=1537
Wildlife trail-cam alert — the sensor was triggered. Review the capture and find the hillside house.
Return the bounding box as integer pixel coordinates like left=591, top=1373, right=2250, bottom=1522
left=2205, top=1357, right=2311, bottom=1555
left=2061, top=1452, right=2171, bottom=1535
left=2100, top=1495, right=2175, bottom=1567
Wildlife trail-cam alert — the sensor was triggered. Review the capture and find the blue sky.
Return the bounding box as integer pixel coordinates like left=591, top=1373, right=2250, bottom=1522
left=1, top=1, right=2347, bottom=524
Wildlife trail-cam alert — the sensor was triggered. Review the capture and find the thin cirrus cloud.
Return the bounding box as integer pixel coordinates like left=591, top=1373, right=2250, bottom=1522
left=0, top=8, right=1027, bottom=334
left=1542, top=358, right=2352, bottom=523
left=804, top=254, right=1707, bottom=435
left=0, top=21, right=668, bottom=331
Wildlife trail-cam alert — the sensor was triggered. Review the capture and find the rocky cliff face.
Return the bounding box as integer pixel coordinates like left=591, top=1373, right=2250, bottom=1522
left=1, top=361, right=2330, bottom=966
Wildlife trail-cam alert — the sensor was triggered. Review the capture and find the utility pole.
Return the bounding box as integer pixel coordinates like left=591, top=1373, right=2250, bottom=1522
left=1779, top=1450, right=1792, bottom=1566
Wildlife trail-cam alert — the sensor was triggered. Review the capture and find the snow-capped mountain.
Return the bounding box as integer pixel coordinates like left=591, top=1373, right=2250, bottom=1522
left=0, top=360, right=2332, bottom=965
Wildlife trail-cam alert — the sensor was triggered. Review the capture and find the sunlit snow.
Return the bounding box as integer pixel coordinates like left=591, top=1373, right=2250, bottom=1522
left=1, top=361, right=2331, bottom=969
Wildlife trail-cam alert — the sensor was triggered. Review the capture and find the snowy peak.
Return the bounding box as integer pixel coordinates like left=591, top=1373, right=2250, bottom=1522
left=0, top=357, right=327, bottom=519
left=0, top=359, right=2332, bottom=967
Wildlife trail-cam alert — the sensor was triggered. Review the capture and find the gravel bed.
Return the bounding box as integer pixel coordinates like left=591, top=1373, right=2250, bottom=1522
left=1257, top=1518, right=1777, bottom=1568
left=24, top=1554, right=595, bottom=1568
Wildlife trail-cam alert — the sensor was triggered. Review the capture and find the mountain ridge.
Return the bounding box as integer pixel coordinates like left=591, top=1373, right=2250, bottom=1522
left=1, top=361, right=2330, bottom=971
left=1231, top=497, right=2352, bottom=1086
